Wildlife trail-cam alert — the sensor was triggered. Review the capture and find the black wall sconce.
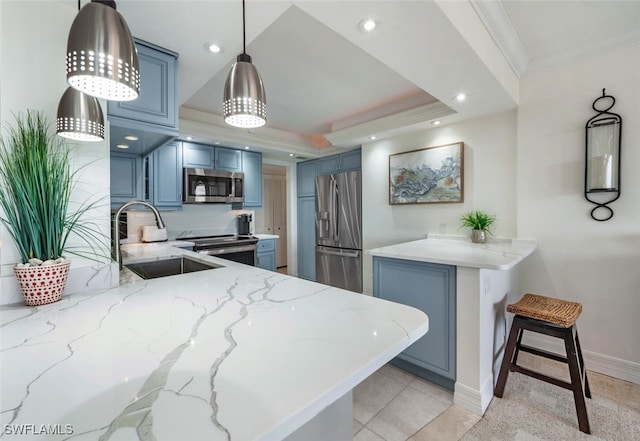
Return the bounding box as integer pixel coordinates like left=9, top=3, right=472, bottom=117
left=585, top=89, right=622, bottom=221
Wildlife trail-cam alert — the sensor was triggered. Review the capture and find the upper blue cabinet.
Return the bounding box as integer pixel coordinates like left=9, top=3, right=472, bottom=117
left=182, top=143, right=242, bottom=172
left=108, top=39, right=179, bottom=156
left=240, top=150, right=262, bottom=207
left=182, top=142, right=214, bottom=168
left=316, top=149, right=361, bottom=176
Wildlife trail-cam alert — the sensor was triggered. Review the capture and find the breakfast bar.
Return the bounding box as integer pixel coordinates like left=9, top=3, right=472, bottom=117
left=0, top=245, right=428, bottom=440
left=369, top=234, right=537, bottom=415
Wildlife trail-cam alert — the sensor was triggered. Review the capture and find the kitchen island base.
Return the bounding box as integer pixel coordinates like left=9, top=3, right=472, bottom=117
left=284, top=391, right=352, bottom=441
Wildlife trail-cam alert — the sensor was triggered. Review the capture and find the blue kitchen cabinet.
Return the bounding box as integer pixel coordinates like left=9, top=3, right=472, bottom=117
left=215, top=147, right=242, bottom=172
left=297, top=196, right=316, bottom=281
left=373, top=257, right=456, bottom=390
left=316, top=149, right=361, bottom=176
left=257, top=238, right=276, bottom=271
left=316, top=155, right=340, bottom=175
left=339, top=149, right=362, bottom=172
left=182, top=143, right=243, bottom=172
left=150, top=141, right=183, bottom=209
left=296, top=160, right=318, bottom=280
left=241, top=150, right=262, bottom=207
left=296, top=160, right=317, bottom=198
left=108, top=39, right=178, bottom=129
left=182, top=142, right=214, bottom=168
left=111, top=153, right=142, bottom=209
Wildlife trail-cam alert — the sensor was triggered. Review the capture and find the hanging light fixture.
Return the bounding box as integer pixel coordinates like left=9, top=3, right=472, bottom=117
left=56, top=87, right=105, bottom=142
left=66, top=0, right=139, bottom=101
left=223, top=0, right=267, bottom=128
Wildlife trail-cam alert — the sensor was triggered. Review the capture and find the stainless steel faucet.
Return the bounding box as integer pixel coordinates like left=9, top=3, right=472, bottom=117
left=113, top=200, right=167, bottom=268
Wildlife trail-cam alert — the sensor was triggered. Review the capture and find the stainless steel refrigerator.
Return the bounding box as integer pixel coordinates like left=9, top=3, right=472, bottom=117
left=315, top=171, right=362, bottom=292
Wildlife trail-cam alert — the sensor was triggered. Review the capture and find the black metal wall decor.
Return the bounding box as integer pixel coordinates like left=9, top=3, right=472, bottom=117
left=585, top=89, right=622, bottom=221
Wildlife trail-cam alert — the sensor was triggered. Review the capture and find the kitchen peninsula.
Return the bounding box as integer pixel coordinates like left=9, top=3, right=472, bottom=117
left=0, top=244, right=428, bottom=441
left=369, top=234, right=537, bottom=416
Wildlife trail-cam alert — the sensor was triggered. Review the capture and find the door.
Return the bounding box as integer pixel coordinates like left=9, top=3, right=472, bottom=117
left=316, top=246, right=362, bottom=293
left=315, top=171, right=361, bottom=250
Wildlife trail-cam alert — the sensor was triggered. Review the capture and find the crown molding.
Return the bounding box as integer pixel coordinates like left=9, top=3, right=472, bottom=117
left=471, top=0, right=529, bottom=78
left=325, top=102, right=455, bottom=148
left=526, top=26, right=640, bottom=74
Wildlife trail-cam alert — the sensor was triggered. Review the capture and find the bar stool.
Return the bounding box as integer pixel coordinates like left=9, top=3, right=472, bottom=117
left=494, top=293, right=591, bottom=434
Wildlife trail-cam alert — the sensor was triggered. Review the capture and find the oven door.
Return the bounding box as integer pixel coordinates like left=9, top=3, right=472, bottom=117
left=197, top=244, right=257, bottom=266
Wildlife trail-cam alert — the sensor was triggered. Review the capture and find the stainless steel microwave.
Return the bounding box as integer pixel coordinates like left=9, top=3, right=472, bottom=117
left=183, top=168, right=244, bottom=203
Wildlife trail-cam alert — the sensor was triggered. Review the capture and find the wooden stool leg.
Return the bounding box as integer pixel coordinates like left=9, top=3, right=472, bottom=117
left=574, top=329, right=591, bottom=398
left=564, top=327, right=591, bottom=434
left=495, top=317, right=522, bottom=397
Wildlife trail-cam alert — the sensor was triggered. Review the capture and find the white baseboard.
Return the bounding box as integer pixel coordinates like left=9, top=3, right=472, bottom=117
left=524, top=334, right=640, bottom=385
left=454, top=382, right=484, bottom=416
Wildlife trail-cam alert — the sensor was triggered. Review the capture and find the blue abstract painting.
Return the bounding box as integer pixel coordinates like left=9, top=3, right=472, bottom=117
left=389, top=142, right=464, bottom=204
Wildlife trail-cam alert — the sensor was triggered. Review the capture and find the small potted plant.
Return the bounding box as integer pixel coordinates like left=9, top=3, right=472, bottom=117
left=0, top=110, right=104, bottom=306
left=460, top=210, right=496, bottom=243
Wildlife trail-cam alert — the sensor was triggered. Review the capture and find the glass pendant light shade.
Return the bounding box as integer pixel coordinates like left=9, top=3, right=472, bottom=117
left=223, top=54, right=267, bottom=128
left=66, top=1, right=139, bottom=101
left=56, top=87, right=105, bottom=142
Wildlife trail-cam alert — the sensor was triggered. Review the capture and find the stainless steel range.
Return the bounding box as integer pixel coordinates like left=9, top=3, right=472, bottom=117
left=181, top=234, right=259, bottom=266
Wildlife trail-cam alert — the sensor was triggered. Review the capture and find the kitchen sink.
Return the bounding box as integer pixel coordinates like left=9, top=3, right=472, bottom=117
left=125, top=256, right=222, bottom=280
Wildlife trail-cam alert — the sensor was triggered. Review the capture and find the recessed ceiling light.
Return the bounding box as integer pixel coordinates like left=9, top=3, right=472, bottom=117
left=289, top=153, right=294, bottom=157
left=359, top=18, right=380, bottom=32
left=244, top=146, right=250, bottom=150
left=206, top=43, right=223, bottom=54
left=370, top=136, right=376, bottom=140
left=124, top=135, right=138, bottom=141
left=116, top=144, right=129, bottom=149
left=431, top=120, right=441, bottom=125
left=454, top=93, right=467, bottom=102
left=186, top=136, right=193, bottom=141
left=215, top=141, right=220, bottom=145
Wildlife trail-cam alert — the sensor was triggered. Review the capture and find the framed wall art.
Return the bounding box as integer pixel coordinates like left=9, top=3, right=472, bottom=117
left=389, top=141, right=464, bottom=204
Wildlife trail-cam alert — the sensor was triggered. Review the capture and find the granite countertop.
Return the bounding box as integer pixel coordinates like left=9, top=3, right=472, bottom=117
left=368, top=234, right=537, bottom=270
left=0, top=244, right=428, bottom=440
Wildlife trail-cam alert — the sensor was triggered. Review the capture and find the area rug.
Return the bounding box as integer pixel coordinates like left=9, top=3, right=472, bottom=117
left=460, top=372, right=640, bottom=441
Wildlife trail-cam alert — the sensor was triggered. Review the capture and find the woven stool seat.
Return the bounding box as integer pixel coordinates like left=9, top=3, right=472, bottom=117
left=507, top=293, right=582, bottom=327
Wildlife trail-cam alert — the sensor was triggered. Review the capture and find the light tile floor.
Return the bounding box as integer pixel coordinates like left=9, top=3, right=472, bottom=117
left=352, top=364, right=480, bottom=441
left=355, top=357, right=640, bottom=441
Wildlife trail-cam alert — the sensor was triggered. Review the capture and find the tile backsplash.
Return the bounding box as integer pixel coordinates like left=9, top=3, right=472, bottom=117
left=125, top=204, right=254, bottom=242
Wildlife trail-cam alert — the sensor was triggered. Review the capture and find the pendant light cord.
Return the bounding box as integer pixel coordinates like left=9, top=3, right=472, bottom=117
left=237, top=0, right=251, bottom=62
left=242, top=0, right=247, bottom=55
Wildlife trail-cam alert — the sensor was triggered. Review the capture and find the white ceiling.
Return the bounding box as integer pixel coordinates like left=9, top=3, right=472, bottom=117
left=115, top=0, right=640, bottom=161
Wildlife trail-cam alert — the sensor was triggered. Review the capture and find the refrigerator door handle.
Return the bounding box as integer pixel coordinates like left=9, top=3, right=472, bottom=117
left=316, top=247, right=360, bottom=258
left=333, top=178, right=339, bottom=241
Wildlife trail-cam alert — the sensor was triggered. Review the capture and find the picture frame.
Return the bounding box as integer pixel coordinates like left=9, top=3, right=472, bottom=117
left=389, top=141, right=464, bottom=205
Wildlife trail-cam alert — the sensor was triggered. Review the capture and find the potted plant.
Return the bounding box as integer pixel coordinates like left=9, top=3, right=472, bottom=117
left=0, top=110, right=104, bottom=306
left=460, top=210, right=496, bottom=243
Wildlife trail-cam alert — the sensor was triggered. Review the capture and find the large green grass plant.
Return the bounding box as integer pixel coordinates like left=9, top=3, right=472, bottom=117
left=0, top=110, right=104, bottom=263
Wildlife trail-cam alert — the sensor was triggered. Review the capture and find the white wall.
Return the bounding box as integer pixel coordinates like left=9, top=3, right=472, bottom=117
left=0, top=2, right=115, bottom=304
left=516, top=44, right=640, bottom=376
left=362, top=110, right=517, bottom=293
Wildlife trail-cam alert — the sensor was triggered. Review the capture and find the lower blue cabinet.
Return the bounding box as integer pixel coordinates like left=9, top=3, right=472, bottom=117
left=373, top=256, right=456, bottom=390
left=257, top=238, right=276, bottom=271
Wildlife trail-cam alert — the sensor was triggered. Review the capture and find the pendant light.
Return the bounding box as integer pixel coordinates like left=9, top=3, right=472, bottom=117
left=66, top=0, right=139, bottom=101
left=56, top=87, right=105, bottom=142
left=223, top=0, right=267, bottom=128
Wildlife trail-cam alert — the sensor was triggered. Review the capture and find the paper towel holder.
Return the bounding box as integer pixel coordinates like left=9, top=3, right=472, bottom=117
left=585, top=89, right=622, bottom=221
